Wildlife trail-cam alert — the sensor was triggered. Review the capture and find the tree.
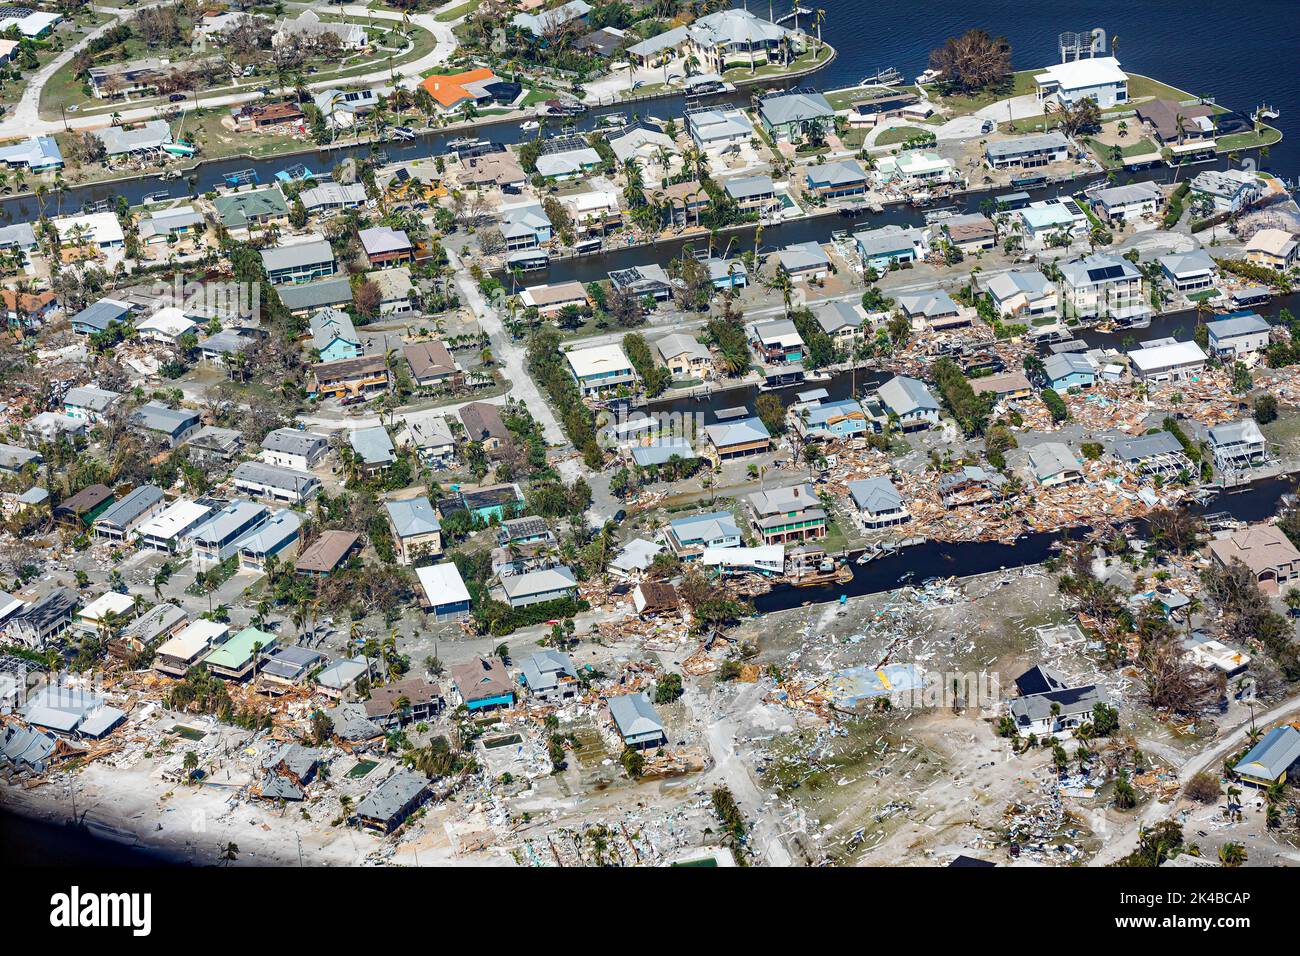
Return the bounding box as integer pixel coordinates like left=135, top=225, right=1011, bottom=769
left=1254, top=394, right=1279, bottom=424
left=928, top=29, right=1012, bottom=93
left=1184, top=771, right=1221, bottom=804
left=1058, top=99, right=1102, bottom=137
left=1217, top=842, right=1247, bottom=867
left=755, top=393, right=786, bottom=436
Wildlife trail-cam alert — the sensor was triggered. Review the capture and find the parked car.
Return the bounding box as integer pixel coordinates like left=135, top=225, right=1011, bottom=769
left=168, top=93, right=187, bottom=102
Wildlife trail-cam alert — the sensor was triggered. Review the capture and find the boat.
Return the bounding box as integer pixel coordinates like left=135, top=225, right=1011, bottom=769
left=144, top=190, right=172, bottom=204
left=389, top=126, right=415, bottom=141
left=520, top=120, right=540, bottom=131
left=909, top=191, right=933, bottom=206
left=599, top=112, right=628, bottom=129
left=860, top=67, right=902, bottom=87
left=446, top=136, right=479, bottom=151
left=791, top=562, right=854, bottom=588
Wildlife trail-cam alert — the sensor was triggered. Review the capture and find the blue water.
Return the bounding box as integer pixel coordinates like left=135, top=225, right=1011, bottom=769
left=805, top=0, right=1298, bottom=175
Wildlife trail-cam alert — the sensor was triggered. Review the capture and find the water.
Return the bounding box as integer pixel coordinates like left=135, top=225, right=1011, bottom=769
left=3, top=1, right=1292, bottom=227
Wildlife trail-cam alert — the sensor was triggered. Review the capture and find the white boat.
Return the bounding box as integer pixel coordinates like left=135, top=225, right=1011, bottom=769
left=520, top=120, right=540, bottom=131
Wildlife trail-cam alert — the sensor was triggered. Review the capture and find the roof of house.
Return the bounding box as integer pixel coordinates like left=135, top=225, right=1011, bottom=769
left=898, top=289, right=960, bottom=319
left=704, top=416, right=770, bottom=448
left=1128, top=340, right=1207, bottom=373
left=130, top=402, right=199, bottom=437
left=358, top=225, right=412, bottom=256
left=414, top=562, right=471, bottom=608
left=1034, top=56, right=1126, bottom=91
left=277, top=276, right=353, bottom=312
left=1044, top=351, right=1095, bottom=380
left=260, top=239, right=334, bottom=272
left=669, top=510, right=740, bottom=543
left=1009, top=684, right=1107, bottom=725
left=1232, top=725, right=1300, bottom=781
left=1158, top=249, right=1217, bottom=278
left=214, top=187, right=288, bottom=227
left=500, top=566, right=577, bottom=600
left=1209, top=524, right=1300, bottom=576
left=450, top=656, right=513, bottom=701
left=294, top=530, right=360, bottom=573
left=877, top=375, right=939, bottom=416
left=565, top=343, right=632, bottom=379
left=459, top=402, right=509, bottom=442
left=1028, top=442, right=1081, bottom=481
left=1206, top=312, right=1269, bottom=340
left=1112, top=430, right=1185, bottom=462
left=234, top=460, right=318, bottom=494
left=520, top=650, right=577, bottom=692
left=985, top=130, right=1070, bottom=160
left=403, top=340, right=458, bottom=380
left=64, top=385, right=121, bottom=412
left=93, top=484, right=162, bottom=529
left=760, top=90, right=834, bottom=127
left=309, top=307, right=358, bottom=352
left=608, top=692, right=664, bottom=738
left=806, top=158, right=868, bottom=187
left=630, top=437, right=698, bottom=467
left=385, top=496, right=440, bottom=538
left=776, top=241, right=830, bottom=272
left=261, top=427, right=329, bottom=457
left=203, top=626, right=276, bottom=670
left=349, top=426, right=395, bottom=466
left=355, top=769, right=429, bottom=822
left=1208, top=419, right=1266, bottom=447
left=364, top=677, right=441, bottom=718
left=848, top=476, right=905, bottom=516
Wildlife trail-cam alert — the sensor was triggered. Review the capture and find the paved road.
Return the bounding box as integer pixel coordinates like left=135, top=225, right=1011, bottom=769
left=447, top=246, right=566, bottom=445
left=0, top=2, right=457, bottom=141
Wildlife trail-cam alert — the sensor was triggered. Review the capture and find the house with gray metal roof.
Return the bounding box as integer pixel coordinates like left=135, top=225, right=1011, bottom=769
left=92, top=484, right=164, bottom=542
left=848, top=476, right=909, bottom=527
left=5, top=587, right=78, bottom=648
left=1008, top=681, right=1108, bottom=739
left=666, top=510, right=741, bottom=558
left=1232, top=725, right=1300, bottom=788
left=277, top=276, right=353, bottom=315
left=876, top=375, right=939, bottom=429
left=261, top=239, right=336, bottom=286
left=237, top=510, right=303, bottom=571
left=774, top=241, right=831, bottom=281
left=984, top=131, right=1070, bottom=169
left=130, top=402, right=201, bottom=447
left=496, top=566, right=578, bottom=608
left=1026, top=442, right=1083, bottom=488
left=261, top=427, right=330, bottom=470
left=805, top=158, right=869, bottom=198
left=233, top=460, right=321, bottom=505
left=0, top=442, right=41, bottom=474
left=1206, top=312, right=1270, bottom=359
left=703, top=415, right=771, bottom=460
left=520, top=650, right=579, bottom=701
left=309, top=307, right=361, bottom=362
left=62, top=385, right=121, bottom=422
left=608, top=692, right=667, bottom=749
left=191, top=500, right=272, bottom=567
left=349, top=426, right=396, bottom=474
left=724, top=175, right=776, bottom=211
left=70, top=297, right=131, bottom=335
left=1092, top=180, right=1163, bottom=222
left=1111, top=431, right=1190, bottom=478
left=1210, top=419, right=1268, bottom=472
left=384, top=497, right=442, bottom=564
left=355, top=769, right=431, bottom=832
left=759, top=90, right=834, bottom=140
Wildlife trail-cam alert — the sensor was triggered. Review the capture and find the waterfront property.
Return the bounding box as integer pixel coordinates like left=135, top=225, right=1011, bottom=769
left=848, top=476, right=909, bottom=528
left=876, top=375, right=940, bottom=430
left=747, top=483, right=827, bottom=546
left=805, top=159, right=869, bottom=199
left=748, top=319, right=804, bottom=364
left=1209, top=524, right=1300, bottom=594
left=759, top=90, right=835, bottom=142
left=1190, top=168, right=1262, bottom=214
left=985, top=131, right=1070, bottom=170
left=1208, top=419, right=1268, bottom=473
left=565, top=344, right=637, bottom=396
left=1059, top=254, right=1147, bottom=322
left=667, top=511, right=742, bottom=559
left=704, top=416, right=772, bottom=461
left=1245, top=228, right=1298, bottom=271
left=1127, top=339, right=1207, bottom=383
left=1158, top=250, right=1218, bottom=294
left=1091, top=181, right=1163, bottom=223
left=984, top=270, right=1058, bottom=323
left=1206, top=312, right=1270, bottom=359
left=1034, top=56, right=1127, bottom=108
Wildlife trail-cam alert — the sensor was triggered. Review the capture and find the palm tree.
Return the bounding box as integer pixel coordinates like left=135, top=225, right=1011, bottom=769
left=1217, top=842, right=1247, bottom=867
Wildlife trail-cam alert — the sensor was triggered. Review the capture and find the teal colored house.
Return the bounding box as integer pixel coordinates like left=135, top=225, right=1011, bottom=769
left=460, top=483, right=524, bottom=524
left=1043, top=352, right=1095, bottom=391
left=309, top=308, right=361, bottom=362
left=797, top=399, right=869, bottom=440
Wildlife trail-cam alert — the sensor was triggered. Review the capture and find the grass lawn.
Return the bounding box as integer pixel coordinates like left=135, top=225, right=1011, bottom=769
left=1084, top=136, right=1159, bottom=169
left=721, top=43, right=834, bottom=82
left=875, top=125, right=932, bottom=146
left=1124, top=73, right=1200, bottom=103
left=823, top=84, right=894, bottom=111
left=1217, top=126, right=1283, bottom=152
left=926, top=70, right=1038, bottom=116
left=435, top=0, right=482, bottom=21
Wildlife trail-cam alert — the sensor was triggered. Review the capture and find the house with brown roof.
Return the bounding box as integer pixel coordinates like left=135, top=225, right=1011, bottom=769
left=450, top=656, right=515, bottom=711
left=658, top=180, right=710, bottom=228
left=633, top=581, right=679, bottom=616
left=458, top=401, right=510, bottom=455
left=363, top=677, right=443, bottom=727
left=403, top=340, right=463, bottom=389
left=232, top=101, right=304, bottom=132
left=460, top=152, right=527, bottom=189
left=2, top=289, right=58, bottom=328
left=1134, top=100, right=1216, bottom=145
left=1209, top=524, right=1300, bottom=594
left=311, top=353, right=390, bottom=400
left=54, top=484, right=115, bottom=528
left=971, top=370, right=1032, bottom=401
left=518, top=281, right=589, bottom=317
left=294, top=530, right=361, bottom=576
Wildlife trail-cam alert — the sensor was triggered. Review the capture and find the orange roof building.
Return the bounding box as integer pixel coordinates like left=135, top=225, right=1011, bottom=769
left=419, top=68, right=499, bottom=112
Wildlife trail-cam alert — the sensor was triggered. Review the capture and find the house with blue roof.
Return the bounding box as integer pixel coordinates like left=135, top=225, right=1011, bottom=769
left=349, top=426, right=396, bottom=475
left=793, top=398, right=869, bottom=440
left=854, top=225, right=926, bottom=272
left=1232, top=725, right=1300, bottom=788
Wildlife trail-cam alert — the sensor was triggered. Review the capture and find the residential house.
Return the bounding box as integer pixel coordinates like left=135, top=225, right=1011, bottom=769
left=53, top=484, right=115, bottom=528
left=451, top=656, right=514, bottom=711
left=800, top=160, right=873, bottom=200
left=815, top=301, right=866, bottom=349
left=354, top=770, right=430, bottom=833
left=972, top=370, right=1033, bottom=402
left=349, top=426, right=396, bottom=475
left=759, top=90, right=834, bottom=141
left=1158, top=250, right=1218, bottom=294
left=459, top=402, right=511, bottom=454
left=1208, top=419, right=1268, bottom=473
left=774, top=242, right=831, bottom=282
left=519, top=281, right=589, bottom=318
left=1033, top=56, right=1128, bottom=108
left=4, top=587, right=78, bottom=648
left=520, top=650, right=579, bottom=702
left=278, top=276, right=354, bottom=316
left=371, top=267, right=414, bottom=315
left=984, top=131, right=1070, bottom=169
left=1043, top=351, right=1096, bottom=390
left=1207, top=312, right=1270, bottom=360
left=793, top=398, right=869, bottom=441
left=70, top=298, right=131, bottom=335
left=608, top=693, right=667, bottom=749
left=237, top=509, right=303, bottom=572
left=295, top=530, right=361, bottom=577
left=855, top=225, right=927, bottom=271
left=399, top=411, right=456, bottom=467
left=92, top=485, right=164, bottom=543
left=565, top=343, right=637, bottom=396
left=747, top=483, right=827, bottom=545
left=213, top=187, right=290, bottom=232
left=136, top=499, right=214, bottom=553
left=724, top=175, right=778, bottom=213
left=385, top=497, right=442, bottom=564
left=874, top=151, right=954, bottom=185
left=704, top=415, right=771, bottom=460
left=937, top=213, right=997, bottom=255
left=309, top=308, right=361, bottom=362
left=655, top=332, right=712, bottom=380
left=1209, top=524, right=1300, bottom=594
left=686, top=107, right=753, bottom=153
left=666, top=511, right=742, bottom=559
left=1026, top=442, right=1084, bottom=488
left=358, top=226, right=414, bottom=267
left=897, top=289, right=970, bottom=331
left=1190, top=168, right=1262, bottom=214
left=609, top=263, right=674, bottom=301
left=414, top=562, right=472, bottom=621
left=848, top=476, right=909, bottom=528
left=191, top=500, right=271, bottom=567
left=298, top=182, right=369, bottom=213
left=1128, top=339, right=1207, bottom=383
left=130, top=402, right=201, bottom=447
left=260, top=239, right=336, bottom=286
left=1091, top=181, right=1163, bottom=222
left=1232, top=726, right=1300, bottom=788
left=1009, top=679, right=1109, bottom=739
left=261, top=428, right=330, bottom=471
left=0, top=134, right=63, bottom=172
left=511, top=0, right=590, bottom=37
left=748, top=319, right=804, bottom=364
left=154, top=619, right=228, bottom=676
left=312, top=353, right=390, bottom=400
left=1059, top=254, right=1147, bottom=321
left=876, top=375, right=940, bottom=430
left=364, top=677, right=443, bottom=728
left=202, top=625, right=277, bottom=681
left=232, top=460, right=321, bottom=505
left=62, top=385, right=121, bottom=423
left=1111, top=431, right=1191, bottom=479
left=134, top=307, right=198, bottom=344
left=499, top=204, right=553, bottom=251
left=1244, top=228, right=1298, bottom=271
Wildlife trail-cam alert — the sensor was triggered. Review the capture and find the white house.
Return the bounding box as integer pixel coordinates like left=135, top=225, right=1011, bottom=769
left=1128, top=339, right=1207, bottom=383
left=565, top=344, right=636, bottom=396
left=1034, top=56, right=1128, bottom=109
left=1206, top=313, right=1271, bottom=360
left=1059, top=254, right=1146, bottom=321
